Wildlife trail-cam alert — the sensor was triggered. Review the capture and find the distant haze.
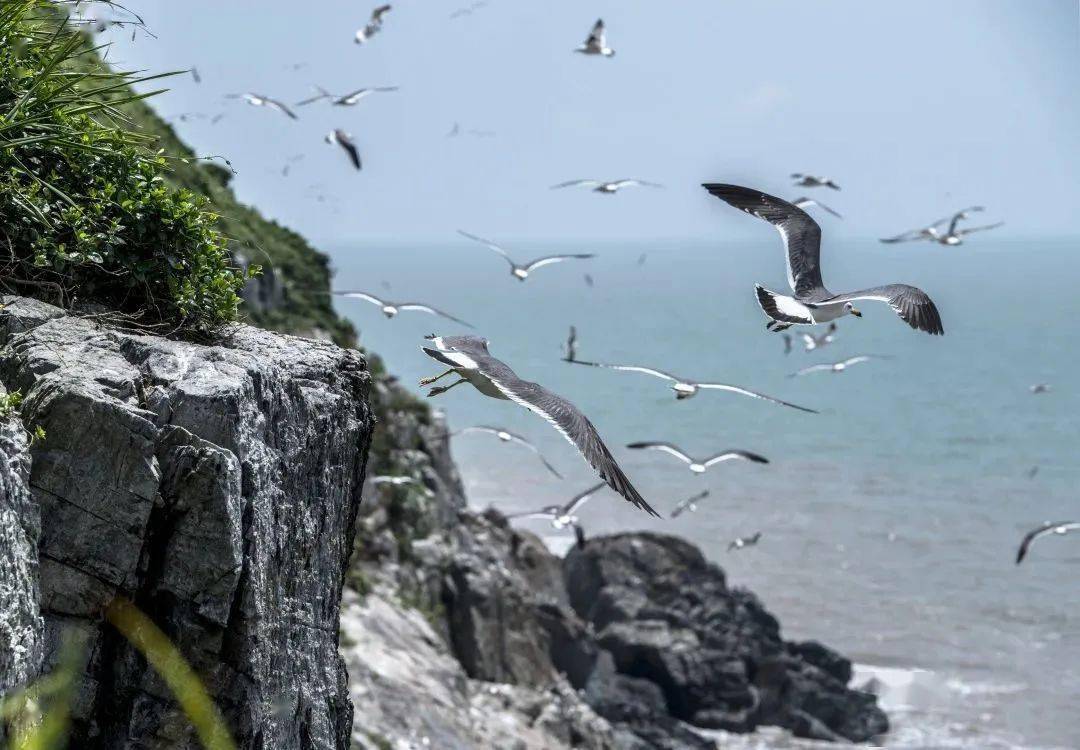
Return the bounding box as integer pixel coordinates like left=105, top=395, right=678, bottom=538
left=106, top=1, right=1079, bottom=244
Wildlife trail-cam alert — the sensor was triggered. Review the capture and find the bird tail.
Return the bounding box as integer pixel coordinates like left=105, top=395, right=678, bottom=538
left=755, top=284, right=813, bottom=327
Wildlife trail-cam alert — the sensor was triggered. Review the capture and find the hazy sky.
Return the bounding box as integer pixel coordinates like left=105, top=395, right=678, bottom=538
left=98, top=1, right=1080, bottom=244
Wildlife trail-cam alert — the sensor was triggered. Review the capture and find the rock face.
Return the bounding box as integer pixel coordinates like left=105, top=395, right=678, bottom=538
left=0, top=297, right=372, bottom=749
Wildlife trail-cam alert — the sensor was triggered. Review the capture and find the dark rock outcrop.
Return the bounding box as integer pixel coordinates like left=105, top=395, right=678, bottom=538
left=0, top=296, right=372, bottom=749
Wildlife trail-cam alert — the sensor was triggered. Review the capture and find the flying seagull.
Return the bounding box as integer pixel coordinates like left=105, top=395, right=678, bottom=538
left=728, top=531, right=762, bottom=552
left=332, top=290, right=471, bottom=327
left=451, top=425, right=563, bottom=479
left=450, top=0, right=488, bottom=19
left=296, top=86, right=333, bottom=106
left=563, top=326, right=578, bottom=363
left=325, top=129, right=361, bottom=170
left=1016, top=521, right=1080, bottom=564
left=703, top=184, right=944, bottom=335
left=782, top=333, right=792, bottom=355
left=235, top=93, right=298, bottom=120
left=791, top=173, right=840, bottom=190
left=372, top=475, right=420, bottom=486
left=584, top=273, right=594, bottom=288
left=420, top=335, right=658, bottom=516
left=355, top=4, right=392, bottom=43
left=670, top=490, right=710, bottom=519
left=457, top=230, right=595, bottom=281
left=333, top=86, right=399, bottom=106
left=792, top=196, right=843, bottom=219
left=626, top=442, right=769, bottom=475
left=576, top=19, right=614, bottom=56
left=1030, top=383, right=1051, bottom=394
left=789, top=355, right=889, bottom=377
left=881, top=207, right=1002, bottom=246
left=507, top=482, right=608, bottom=530
left=569, top=360, right=817, bottom=412
left=551, top=179, right=663, bottom=194
left=800, top=322, right=838, bottom=352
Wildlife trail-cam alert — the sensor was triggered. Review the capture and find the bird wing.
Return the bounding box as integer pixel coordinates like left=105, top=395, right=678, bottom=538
left=956, top=221, right=1004, bottom=237
left=396, top=304, right=474, bottom=328
left=551, top=179, right=601, bottom=189
left=947, top=206, right=984, bottom=235
left=372, top=4, right=392, bottom=23
left=457, top=425, right=502, bottom=437
left=563, top=481, right=607, bottom=515
left=296, top=86, right=332, bottom=106
left=840, top=355, right=886, bottom=367
left=333, top=130, right=362, bottom=170
left=333, top=290, right=385, bottom=306
left=879, top=229, right=930, bottom=244
left=1016, top=521, right=1080, bottom=564
left=625, top=442, right=693, bottom=464
left=703, top=450, right=769, bottom=468
left=265, top=97, right=299, bottom=119
left=693, top=382, right=818, bottom=413
left=671, top=490, right=709, bottom=517
left=703, top=184, right=826, bottom=299
left=831, top=285, right=944, bottom=335
left=506, top=510, right=557, bottom=521
left=793, top=197, right=843, bottom=219
left=475, top=356, right=659, bottom=517
left=457, top=230, right=517, bottom=269
left=790, top=364, right=835, bottom=377
left=587, top=18, right=605, bottom=46
left=523, top=254, right=595, bottom=272
left=570, top=361, right=680, bottom=383
left=494, top=430, right=564, bottom=479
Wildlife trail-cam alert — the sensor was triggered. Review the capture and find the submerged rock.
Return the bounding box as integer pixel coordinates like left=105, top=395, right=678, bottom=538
left=0, top=297, right=372, bottom=749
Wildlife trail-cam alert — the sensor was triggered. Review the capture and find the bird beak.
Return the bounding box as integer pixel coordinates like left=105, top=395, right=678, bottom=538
left=850, top=307, right=862, bottom=318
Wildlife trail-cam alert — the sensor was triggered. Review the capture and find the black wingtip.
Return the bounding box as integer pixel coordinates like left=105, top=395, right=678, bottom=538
left=748, top=453, right=769, bottom=464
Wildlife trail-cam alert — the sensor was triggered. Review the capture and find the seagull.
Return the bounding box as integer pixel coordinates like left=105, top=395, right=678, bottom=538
left=1026, top=466, right=1039, bottom=480
left=563, top=326, right=578, bottom=363
left=551, top=179, right=663, bottom=194
left=728, top=531, right=762, bottom=552
left=1016, top=521, right=1080, bottom=564
left=333, top=86, right=399, bottom=106
left=332, top=291, right=471, bottom=327
left=450, top=0, right=488, bottom=19
left=800, top=322, right=838, bottom=352
left=372, top=475, right=420, bottom=486
left=451, top=426, right=563, bottom=479
left=569, top=360, right=817, bottom=412
left=1030, top=383, right=1051, bottom=394
left=506, top=482, right=608, bottom=530
left=792, top=196, right=843, bottom=219
left=880, top=207, right=1002, bottom=246
left=789, top=355, right=889, bottom=377
left=457, top=230, right=595, bottom=281
left=325, top=129, right=361, bottom=170
left=791, top=174, right=840, bottom=190
left=419, top=335, right=658, bottom=516
left=670, top=490, right=710, bottom=519
left=626, top=442, right=769, bottom=475
left=782, top=333, right=792, bottom=355
left=575, top=19, right=614, bottom=56
left=703, top=184, right=944, bottom=335
left=236, top=93, right=298, bottom=120
left=355, top=4, right=392, bottom=43
left=584, top=274, right=594, bottom=288
left=191, top=67, right=201, bottom=84
left=296, top=85, right=333, bottom=106
left=446, top=122, right=461, bottom=138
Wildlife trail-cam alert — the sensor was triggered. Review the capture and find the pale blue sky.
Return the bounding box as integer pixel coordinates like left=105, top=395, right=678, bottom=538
left=101, top=0, right=1080, bottom=244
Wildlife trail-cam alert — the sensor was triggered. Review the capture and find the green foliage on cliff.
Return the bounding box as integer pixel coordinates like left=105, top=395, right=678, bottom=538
left=0, top=1, right=251, bottom=335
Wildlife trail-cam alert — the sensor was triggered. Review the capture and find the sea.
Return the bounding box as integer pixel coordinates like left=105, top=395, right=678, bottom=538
left=327, top=236, right=1079, bottom=750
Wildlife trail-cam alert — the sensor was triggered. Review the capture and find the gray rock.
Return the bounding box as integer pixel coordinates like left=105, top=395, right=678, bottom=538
left=0, top=297, right=372, bottom=749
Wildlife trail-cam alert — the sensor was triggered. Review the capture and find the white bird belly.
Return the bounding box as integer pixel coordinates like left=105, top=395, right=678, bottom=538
left=809, top=303, right=847, bottom=323
left=463, top=369, right=510, bottom=399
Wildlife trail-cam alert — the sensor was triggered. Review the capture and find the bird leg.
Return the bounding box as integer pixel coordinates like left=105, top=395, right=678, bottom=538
left=426, top=379, right=467, bottom=398
left=419, top=369, right=455, bottom=386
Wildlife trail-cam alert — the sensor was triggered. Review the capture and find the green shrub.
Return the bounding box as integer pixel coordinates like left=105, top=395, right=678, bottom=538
left=0, top=1, right=252, bottom=335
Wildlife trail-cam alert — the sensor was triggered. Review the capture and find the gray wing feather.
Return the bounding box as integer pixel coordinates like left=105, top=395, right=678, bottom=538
left=833, top=285, right=944, bottom=335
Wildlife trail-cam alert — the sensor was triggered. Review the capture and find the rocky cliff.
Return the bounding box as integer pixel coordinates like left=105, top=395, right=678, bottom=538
left=0, top=296, right=371, bottom=748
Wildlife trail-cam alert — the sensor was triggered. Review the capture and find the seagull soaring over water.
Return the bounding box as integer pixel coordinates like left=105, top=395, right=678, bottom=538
left=791, top=174, right=840, bottom=190
left=507, top=482, right=608, bottom=530
left=1030, top=383, right=1051, bottom=395
left=325, top=129, right=361, bottom=170
left=881, top=206, right=1002, bottom=246
left=792, top=197, right=843, bottom=219
left=789, top=355, right=889, bottom=377
left=626, top=442, right=769, bottom=475
left=457, top=230, right=595, bottom=281
left=576, top=19, right=614, bottom=56
left=236, top=93, right=298, bottom=120
left=563, top=326, right=578, bottom=362
left=355, top=4, right=392, bottom=43
left=451, top=425, right=563, bottom=479
left=569, top=360, right=817, bottom=412
left=420, top=335, right=658, bottom=516
left=1015, top=521, right=1080, bottom=564
left=670, top=490, right=710, bottom=518
left=331, top=290, right=472, bottom=327
left=728, top=532, right=762, bottom=552
left=551, top=179, right=663, bottom=194
left=703, top=184, right=944, bottom=335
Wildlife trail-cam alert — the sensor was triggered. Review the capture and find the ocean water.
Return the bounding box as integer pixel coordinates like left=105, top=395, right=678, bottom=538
left=326, top=237, right=1079, bottom=749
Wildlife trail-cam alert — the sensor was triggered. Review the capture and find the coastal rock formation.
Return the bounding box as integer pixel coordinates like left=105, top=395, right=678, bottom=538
left=0, top=296, right=371, bottom=749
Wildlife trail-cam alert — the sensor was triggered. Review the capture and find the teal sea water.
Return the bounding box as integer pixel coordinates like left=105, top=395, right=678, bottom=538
left=327, top=237, right=1079, bottom=749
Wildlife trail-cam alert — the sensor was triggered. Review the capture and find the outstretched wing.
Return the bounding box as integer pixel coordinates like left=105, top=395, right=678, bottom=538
left=789, top=364, right=835, bottom=377
left=551, top=179, right=602, bottom=189
left=956, top=221, right=1004, bottom=237
left=879, top=228, right=930, bottom=244
left=625, top=441, right=693, bottom=464
left=702, top=450, right=769, bottom=468
left=522, top=254, right=595, bottom=272
left=946, top=206, right=984, bottom=236
left=371, top=4, right=392, bottom=23
left=457, top=230, right=517, bottom=269
left=587, top=18, right=605, bottom=46
left=265, top=97, right=299, bottom=119
left=703, top=184, right=826, bottom=299
left=832, top=285, right=944, bottom=335
left=570, top=361, right=680, bottom=383
left=609, top=179, right=663, bottom=189
left=693, top=382, right=818, bottom=413
left=397, top=304, right=474, bottom=328
left=333, top=290, right=385, bottom=307
left=563, top=481, right=607, bottom=515
left=1016, top=521, right=1080, bottom=564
